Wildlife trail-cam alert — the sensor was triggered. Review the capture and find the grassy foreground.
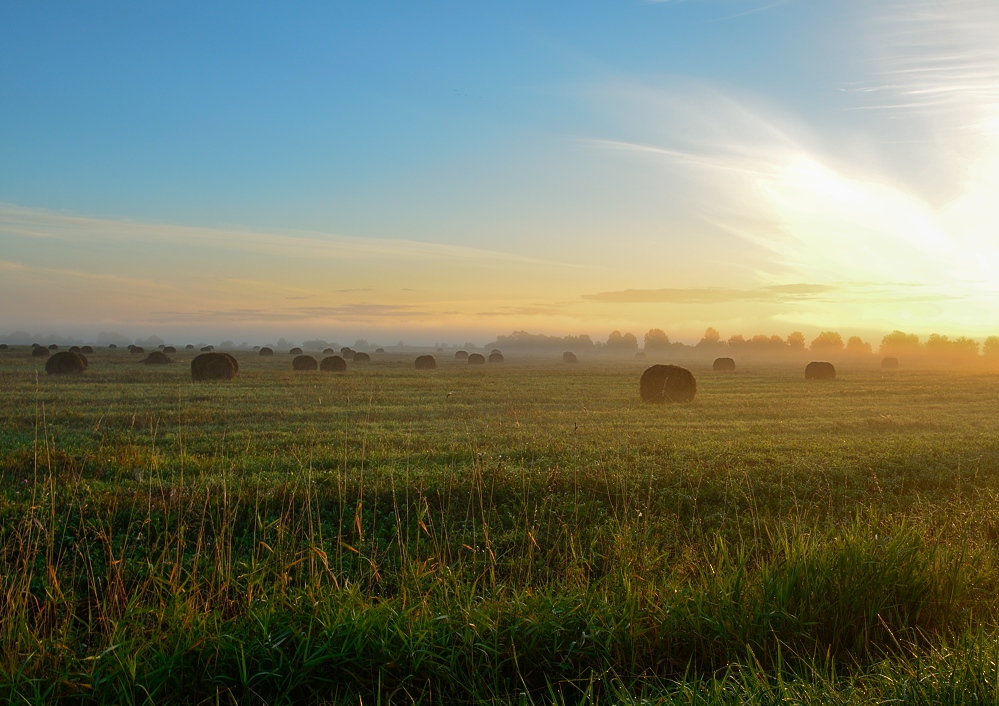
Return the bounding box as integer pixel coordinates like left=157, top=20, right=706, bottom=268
left=2, top=348, right=999, bottom=703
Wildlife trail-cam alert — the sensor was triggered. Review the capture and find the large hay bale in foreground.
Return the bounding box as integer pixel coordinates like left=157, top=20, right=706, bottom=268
left=46, top=351, right=87, bottom=375
left=455, top=350, right=469, bottom=360
left=219, top=353, right=239, bottom=373
left=320, top=355, right=347, bottom=372
left=713, top=357, right=736, bottom=372
left=805, top=361, right=836, bottom=380
left=292, top=355, right=318, bottom=371
left=468, top=353, right=485, bottom=365
left=32, top=346, right=50, bottom=358
left=640, top=364, right=697, bottom=403
left=191, top=353, right=236, bottom=382
left=259, top=347, right=273, bottom=356
left=563, top=351, right=578, bottom=364
left=81, top=346, right=94, bottom=354
left=163, top=346, right=176, bottom=354
left=143, top=351, right=173, bottom=365
left=290, top=347, right=303, bottom=355
left=488, top=352, right=504, bottom=363
left=353, top=352, right=371, bottom=362
left=415, top=355, right=437, bottom=370
left=881, top=357, right=899, bottom=369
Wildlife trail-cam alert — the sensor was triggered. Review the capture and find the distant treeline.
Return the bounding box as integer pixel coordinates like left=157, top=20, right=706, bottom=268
left=485, top=328, right=999, bottom=362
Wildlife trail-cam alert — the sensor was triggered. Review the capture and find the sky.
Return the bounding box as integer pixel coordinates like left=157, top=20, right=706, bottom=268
left=2, top=0, right=998, bottom=345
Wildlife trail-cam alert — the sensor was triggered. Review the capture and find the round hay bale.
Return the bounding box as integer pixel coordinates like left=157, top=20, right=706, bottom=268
left=323, top=348, right=336, bottom=355
left=185, top=344, right=194, bottom=350
left=142, top=351, right=173, bottom=365
left=562, top=351, right=578, bottom=364
left=415, top=355, right=436, bottom=370
left=353, top=352, right=371, bottom=362
left=455, top=350, right=469, bottom=360
left=340, top=347, right=354, bottom=356
left=32, top=346, right=50, bottom=358
left=200, top=346, right=213, bottom=352
left=468, top=353, right=486, bottom=365
left=805, top=361, right=836, bottom=380
left=635, top=352, right=646, bottom=360
left=163, top=346, right=176, bottom=354
left=48, top=344, right=59, bottom=350
left=292, top=355, right=318, bottom=371
left=375, top=348, right=385, bottom=354
left=253, top=345, right=260, bottom=350
left=132, top=346, right=145, bottom=354
left=640, top=364, right=697, bottom=404
left=713, top=357, right=736, bottom=372
left=127, top=344, right=136, bottom=352
left=191, top=352, right=235, bottom=381
left=158, top=344, right=166, bottom=350
left=108, top=344, right=117, bottom=349
left=259, top=347, right=274, bottom=356
left=488, top=352, right=504, bottom=363
left=48, top=351, right=88, bottom=374
left=320, top=355, right=347, bottom=372
left=31, top=343, right=40, bottom=349
left=491, top=349, right=501, bottom=355
left=81, top=345, right=94, bottom=354
left=0, top=344, right=7, bottom=350
left=69, top=345, right=82, bottom=353
left=219, top=352, right=239, bottom=373
left=881, top=357, right=899, bottom=369
left=290, top=347, right=303, bottom=355
left=46, top=351, right=87, bottom=375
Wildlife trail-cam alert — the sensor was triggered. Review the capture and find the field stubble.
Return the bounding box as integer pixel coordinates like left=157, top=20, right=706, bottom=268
left=1, top=349, right=999, bottom=703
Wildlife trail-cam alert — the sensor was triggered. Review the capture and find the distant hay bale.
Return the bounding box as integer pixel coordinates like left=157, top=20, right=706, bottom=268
left=323, top=348, right=335, bottom=354
left=163, top=346, right=176, bottom=354
left=46, top=351, right=87, bottom=375
left=353, top=352, right=370, bottom=362
left=0, top=344, right=7, bottom=350
left=206, top=345, right=215, bottom=350
left=131, top=346, right=145, bottom=354
left=563, top=351, right=578, bottom=364
left=219, top=352, right=239, bottom=373
left=31, top=343, right=40, bottom=349
left=142, top=351, right=173, bottom=365
left=713, top=357, right=736, bottom=372
left=340, top=347, right=354, bottom=357
left=81, top=346, right=94, bottom=354
left=158, top=344, right=166, bottom=350
left=290, top=347, right=303, bottom=355
left=320, top=355, right=347, bottom=372
left=259, top=347, right=273, bottom=356
left=108, top=344, right=117, bottom=349
left=185, top=344, right=194, bottom=350
left=48, top=344, right=59, bottom=350
left=488, top=352, right=504, bottom=363
left=32, top=346, right=50, bottom=358
left=191, top=352, right=236, bottom=382
left=640, top=364, right=697, bottom=404
left=253, top=346, right=260, bottom=350
left=127, top=344, right=136, bottom=352
left=69, top=346, right=82, bottom=353
left=881, top=357, right=899, bottom=369
left=375, top=348, right=385, bottom=354
left=491, top=349, right=501, bottom=355
left=805, top=361, right=836, bottom=380
left=455, top=350, right=469, bottom=360
left=292, top=355, right=318, bottom=371
left=415, top=355, right=436, bottom=370
left=201, top=346, right=213, bottom=352
left=468, top=353, right=486, bottom=365
left=635, top=352, right=646, bottom=360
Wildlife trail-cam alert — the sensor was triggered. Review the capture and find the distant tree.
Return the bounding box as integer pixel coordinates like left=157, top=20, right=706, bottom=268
left=984, top=336, right=999, bottom=360
left=879, top=330, right=920, bottom=356
left=644, top=328, right=670, bottom=351
left=607, top=330, right=638, bottom=351
left=727, top=334, right=746, bottom=351
left=700, top=327, right=720, bottom=345
left=845, top=336, right=872, bottom=355
left=810, top=331, right=844, bottom=352
left=787, top=331, right=806, bottom=350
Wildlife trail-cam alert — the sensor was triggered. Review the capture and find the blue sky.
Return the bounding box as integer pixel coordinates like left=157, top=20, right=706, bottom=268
left=2, top=1, right=998, bottom=344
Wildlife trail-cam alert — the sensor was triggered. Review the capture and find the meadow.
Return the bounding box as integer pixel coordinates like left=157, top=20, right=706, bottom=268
left=1, top=347, right=999, bottom=704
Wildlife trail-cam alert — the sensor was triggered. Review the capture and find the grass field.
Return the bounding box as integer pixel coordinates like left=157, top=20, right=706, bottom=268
left=2, top=347, right=999, bottom=704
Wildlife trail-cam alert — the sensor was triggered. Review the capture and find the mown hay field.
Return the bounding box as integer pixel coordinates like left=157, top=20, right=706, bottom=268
left=1, top=347, right=999, bottom=704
